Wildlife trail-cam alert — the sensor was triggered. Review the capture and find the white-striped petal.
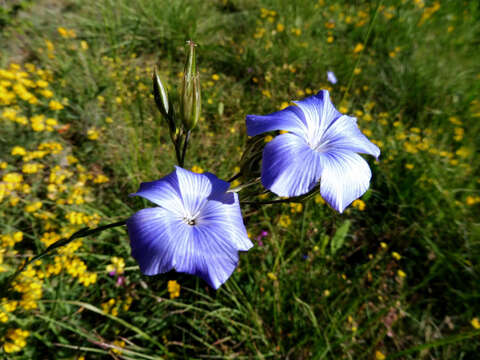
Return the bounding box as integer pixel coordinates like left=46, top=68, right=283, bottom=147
left=319, top=151, right=372, bottom=213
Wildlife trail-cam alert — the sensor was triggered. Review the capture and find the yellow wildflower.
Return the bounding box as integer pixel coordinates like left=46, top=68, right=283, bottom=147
left=352, top=199, right=366, bottom=211
left=353, top=43, right=364, bottom=53
left=87, top=127, right=100, bottom=140
left=191, top=165, right=204, bottom=174
left=392, top=252, right=402, bottom=260
left=49, top=100, right=64, bottom=110
left=278, top=214, right=291, bottom=228
left=58, top=27, right=68, bottom=38
left=167, top=280, right=181, bottom=299
left=106, top=257, right=125, bottom=275
left=314, top=194, right=325, bottom=204
left=471, top=318, right=480, bottom=329
left=94, top=174, right=109, bottom=184
left=291, top=28, right=302, bottom=36
left=39, top=89, right=54, bottom=98
left=112, top=340, right=126, bottom=354
left=25, top=201, right=42, bottom=213
left=11, top=146, right=27, bottom=156
left=267, top=272, right=277, bottom=281
left=22, top=163, right=44, bottom=174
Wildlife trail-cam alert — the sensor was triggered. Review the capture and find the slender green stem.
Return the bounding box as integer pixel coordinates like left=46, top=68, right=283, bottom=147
left=180, top=130, right=191, bottom=167
left=6, top=220, right=127, bottom=285
left=241, top=198, right=303, bottom=206
left=228, top=178, right=260, bottom=193
left=227, top=172, right=242, bottom=183
left=173, top=131, right=183, bottom=165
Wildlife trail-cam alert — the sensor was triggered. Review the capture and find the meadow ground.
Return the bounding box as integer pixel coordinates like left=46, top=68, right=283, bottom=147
left=0, top=0, right=479, bottom=358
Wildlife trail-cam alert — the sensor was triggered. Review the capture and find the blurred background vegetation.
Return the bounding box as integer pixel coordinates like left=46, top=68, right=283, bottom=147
left=0, top=0, right=479, bottom=358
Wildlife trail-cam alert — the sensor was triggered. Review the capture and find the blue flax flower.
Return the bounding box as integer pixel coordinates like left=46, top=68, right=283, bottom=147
left=246, top=90, right=380, bottom=213
left=327, top=71, right=338, bottom=84
left=127, top=166, right=253, bottom=289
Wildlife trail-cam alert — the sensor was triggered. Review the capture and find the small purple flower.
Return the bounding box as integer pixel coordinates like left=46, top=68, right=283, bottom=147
left=246, top=90, right=380, bottom=213
left=327, top=71, right=337, bottom=84
left=127, top=166, right=253, bottom=289
left=260, top=230, right=268, bottom=237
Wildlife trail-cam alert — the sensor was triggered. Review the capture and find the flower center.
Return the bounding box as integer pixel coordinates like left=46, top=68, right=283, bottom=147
left=183, top=216, right=196, bottom=226
left=310, top=136, right=333, bottom=153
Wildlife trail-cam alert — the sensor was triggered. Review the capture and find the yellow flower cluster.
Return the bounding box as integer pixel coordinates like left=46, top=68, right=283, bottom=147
left=1, top=231, right=23, bottom=248
left=0, top=232, right=24, bottom=274
left=289, top=203, right=303, bottom=213
left=2, top=328, right=30, bottom=353
left=65, top=211, right=101, bottom=227
left=418, top=1, right=440, bottom=26
left=0, top=57, right=112, bottom=341
left=57, top=27, right=76, bottom=39
left=100, top=55, right=151, bottom=110
left=106, top=256, right=126, bottom=275
left=0, top=64, right=61, bottom=129
left=101, top=296, right=134, bottom=316
left=278, top=214, right=292, bottom=228
left=0, top=298, right=18, bottom=323
left=466, top=196, right=480, bottom=206
left=253, top=7, right=301, bottom=48
left=12, top=265, right=43, bottom=310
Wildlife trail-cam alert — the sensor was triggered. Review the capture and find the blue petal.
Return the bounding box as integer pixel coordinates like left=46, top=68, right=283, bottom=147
left=261, top=133, right=322, bottom=197
left=174, top=166, right=231, bottom=215
left=198, top=192, right=253, bottom=252
left=319, top=151, right=372, bottom=213
left=127, top=207, right=182, bottom=275
left=293, top=90, right=342, bottom=141
left=131, top=167, right=232, bottom=216
left=130, top=172, right=184, bottom=216
left=321, top=115, right=380, bottom=159
left=246, top=106, right=307, bottom=137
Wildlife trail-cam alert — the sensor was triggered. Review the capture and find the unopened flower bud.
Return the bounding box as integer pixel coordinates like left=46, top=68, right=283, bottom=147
left=153, top=67, right=170, bottom=118
left=153, top=67, right=178, bottom=139
left=180, top=41, right=201, bottom=131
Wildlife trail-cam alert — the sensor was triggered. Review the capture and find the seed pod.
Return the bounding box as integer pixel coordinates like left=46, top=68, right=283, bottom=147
left=180, top=41, right=201, bottom=131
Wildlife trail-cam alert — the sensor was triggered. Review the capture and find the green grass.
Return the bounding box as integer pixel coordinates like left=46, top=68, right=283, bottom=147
left=0, top=0, right=479, bottom=358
